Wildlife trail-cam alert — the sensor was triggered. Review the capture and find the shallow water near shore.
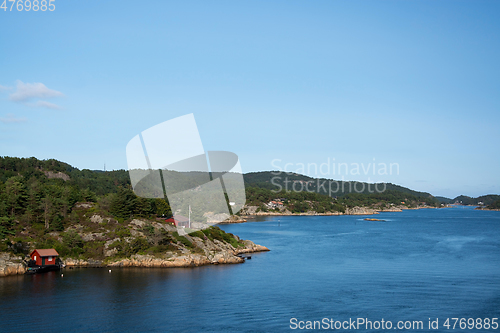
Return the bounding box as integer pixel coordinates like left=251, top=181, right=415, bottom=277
left=1, top=206, right=499, bottom=332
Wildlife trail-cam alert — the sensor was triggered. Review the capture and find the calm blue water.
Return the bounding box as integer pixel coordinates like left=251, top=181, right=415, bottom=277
left=1, top=207, right=499, bottom=332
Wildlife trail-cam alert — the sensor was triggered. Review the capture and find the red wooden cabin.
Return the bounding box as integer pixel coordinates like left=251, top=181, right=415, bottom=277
left=30, top=249, right=59, bottom=267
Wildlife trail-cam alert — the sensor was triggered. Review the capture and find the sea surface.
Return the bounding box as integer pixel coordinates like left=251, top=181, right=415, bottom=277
left=1, top=207, right=499, bottom=332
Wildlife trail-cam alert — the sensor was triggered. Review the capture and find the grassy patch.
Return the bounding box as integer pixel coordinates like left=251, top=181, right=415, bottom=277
left=202, top=226, right=244, bottom=248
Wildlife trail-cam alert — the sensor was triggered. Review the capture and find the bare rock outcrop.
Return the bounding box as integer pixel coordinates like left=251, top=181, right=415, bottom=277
left=235, top=240, right=270, bottom=255
left=0, top=253, right=26, bottom=277
left=344, top=207, right=380, bottom=215
left=43, top=170, right=70, bottom=181
left=74, top=202, right=95, bottom=209
left=64, top=258, right=103, bottom=267
left=377, top=207, right=403, bottom=212
left=90, top=214, right=105, bottom=223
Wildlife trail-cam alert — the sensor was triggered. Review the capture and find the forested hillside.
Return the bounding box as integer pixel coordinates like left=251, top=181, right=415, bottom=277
left=451, top=195, right=500, bottom=206
left=0, top=157, right=172, bottom=253
left=244, top=187, right=439, bottom=214
left=487, top=199, right=500, bottom=210
left=243, top=171, right=440, bottom=209
left=0, top=157, right=258, bottom=264
left=0, top=156, right=448, bottom=257
left=244, top=171, right=438, bottom=198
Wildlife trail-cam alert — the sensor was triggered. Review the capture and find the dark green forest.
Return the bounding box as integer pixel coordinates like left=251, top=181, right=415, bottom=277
left=451, top=194, right=500, bottom=206
left=244, top=171, right=439, bottom=197
left=487, top=199, right=500, bottom=210
left=0, top=157, right=172, bottom=253
left=244, top=187, right=439, bottom=214
left=243, top=171, right=440, bottom=211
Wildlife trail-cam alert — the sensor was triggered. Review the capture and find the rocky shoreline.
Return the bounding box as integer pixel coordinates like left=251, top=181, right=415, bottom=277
left=64, top=239, right=269, bottom=268
left=0, top=238, right=269, bottom=277
left=475, top=207, right=500, bottom=211
left=236, top=205, right=438, bottom=219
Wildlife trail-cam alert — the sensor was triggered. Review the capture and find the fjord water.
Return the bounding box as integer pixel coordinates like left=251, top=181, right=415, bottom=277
left=1, top=207, right=499, bottom=332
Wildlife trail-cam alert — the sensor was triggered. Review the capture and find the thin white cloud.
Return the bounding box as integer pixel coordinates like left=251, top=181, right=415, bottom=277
left=35, top=100, right=62, bottom=110
left=9, top=80, right=64, bottom=102
left=0, top=85, right=12, bottom=92
left=0, top=113, right=27, bottom=124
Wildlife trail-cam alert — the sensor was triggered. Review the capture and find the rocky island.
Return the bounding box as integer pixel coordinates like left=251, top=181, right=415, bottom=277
left=1, top=205, right=269, bottom=277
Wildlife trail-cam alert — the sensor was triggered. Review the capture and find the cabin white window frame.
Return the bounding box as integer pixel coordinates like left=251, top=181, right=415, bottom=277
left=48, top=257, right=53, bottom=261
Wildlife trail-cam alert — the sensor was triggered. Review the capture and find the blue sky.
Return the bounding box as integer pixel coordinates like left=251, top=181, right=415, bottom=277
left=0, top=0, right=499, bottom=198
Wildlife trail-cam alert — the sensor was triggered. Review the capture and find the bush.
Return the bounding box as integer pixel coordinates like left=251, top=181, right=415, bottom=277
left=0, top=217, right=14, bottom=240
left=97, top=194, right=114, bottom=212
left=115, top=226, right=131, bottom=238
left=62, top=230, right=84, bottom=252
left=172, top=232, right=193, bottom=248
left=128, top=237, right=150, bottom=255
left=149, top=228, right=173, bottom=246
left=9, top=240, right=30, bottom=255
left=108, top=237, right=151, bottom=257
left=202, top=226, right=243, bottom=248
left=146, top=244, right=176, bottom=254
left=332, top=203, right=345, bottom=213
left=82, top=241, right=105, bottom=259
left=0, top=240, right=9, bottom=252
left=142, top=224, right=155, bottom=235
left=188, top=230, right=205, bottom=239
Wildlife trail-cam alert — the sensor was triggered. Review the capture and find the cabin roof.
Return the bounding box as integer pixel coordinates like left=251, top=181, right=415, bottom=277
left=31, top=249, right=59, bottom=257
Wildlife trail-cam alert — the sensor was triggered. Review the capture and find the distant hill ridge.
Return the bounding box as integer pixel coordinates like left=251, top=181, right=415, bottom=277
left=243, top=171, right=437, bottom=198
left=0, top=156, right=496, bottom=204
left=439, top=194, right=500, bottom=206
